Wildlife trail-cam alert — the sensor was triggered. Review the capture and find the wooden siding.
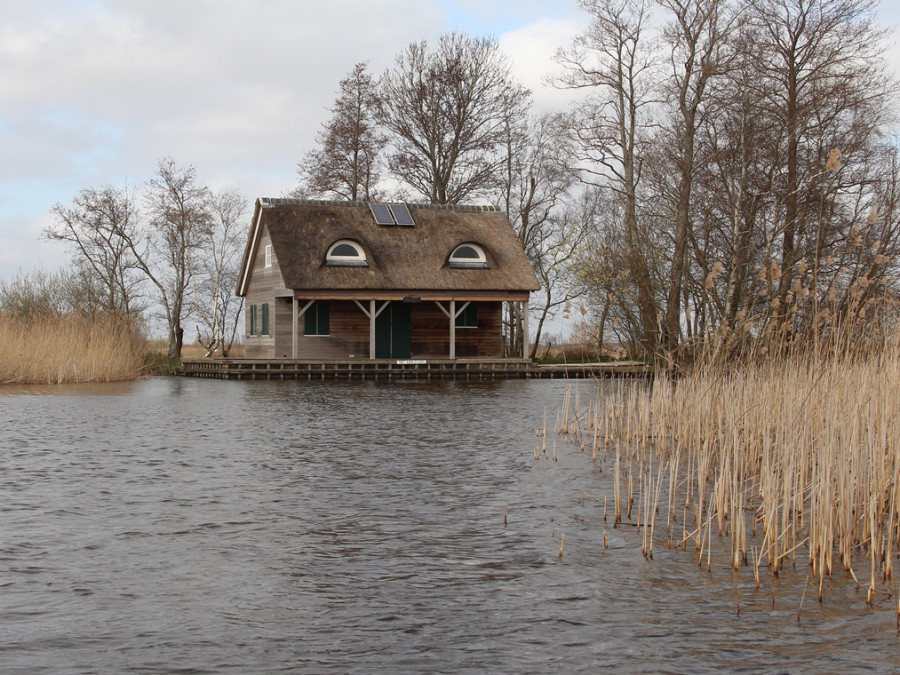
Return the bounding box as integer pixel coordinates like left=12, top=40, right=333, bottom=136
left=410, top=301, right=503, bottom=357
left=272, top=297, right=294, bottom=358
left=245, top=227, right=291, bottom=359
left=295, top=300, right=369, bottom=359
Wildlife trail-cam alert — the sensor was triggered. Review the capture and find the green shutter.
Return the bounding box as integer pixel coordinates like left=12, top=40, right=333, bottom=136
left=249, top=305, right=257, bottom=335
left=261, top=303, right=270, bottom=335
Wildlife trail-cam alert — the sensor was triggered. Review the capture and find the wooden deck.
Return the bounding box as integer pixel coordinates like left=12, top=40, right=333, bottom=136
left=177, top=358, right=652, bottom=381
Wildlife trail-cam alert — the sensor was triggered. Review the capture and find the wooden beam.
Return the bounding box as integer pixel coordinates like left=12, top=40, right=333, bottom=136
left=353, top=300, right=371, bottom=318
left=293, top=289, right=531, bottom=302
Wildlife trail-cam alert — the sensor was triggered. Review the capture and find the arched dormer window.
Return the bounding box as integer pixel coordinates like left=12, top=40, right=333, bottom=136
left=326, top=240, right=368, bottom=267
left=449, top=243, right=488, bottom=269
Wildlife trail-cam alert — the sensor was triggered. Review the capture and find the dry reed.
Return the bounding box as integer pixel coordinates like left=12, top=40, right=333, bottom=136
left=554, top=334, right=900, bottom=604
left=0, top=312, right=144, bottom=384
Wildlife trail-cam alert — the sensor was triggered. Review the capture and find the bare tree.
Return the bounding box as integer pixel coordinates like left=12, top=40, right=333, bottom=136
left=44, top=183, right=144, bottom=317
left=527, top=198, right=594, bottom=358
left=553, top=0, right=661, bottom=355
left=297, top=62, right=387, bottom=201
left=379, top=32, right=531, bottom=204
left=496, top=113, right=580, bottom=356
left=142, top=158, right=213, bottom=359
left=744, top=0, right=892, bottom=331
left=699, top=22, right=775, bottom=335
left=191, top=189, right=247, bottom=357
left=656, top=0, right=734, bottom=354
left=572, top=192, right=647, bottom=356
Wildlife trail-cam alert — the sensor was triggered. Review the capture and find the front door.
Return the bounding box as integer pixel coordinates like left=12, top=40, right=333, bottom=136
left=375, top=302, right=411, bottom=359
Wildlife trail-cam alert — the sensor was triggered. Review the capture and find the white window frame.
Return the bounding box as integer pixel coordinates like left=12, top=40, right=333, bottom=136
left=264, top=244, right=273, bottom=268
left=449, top=243, right=488, bottom=269
left=326, top=240, right=368, bottom=267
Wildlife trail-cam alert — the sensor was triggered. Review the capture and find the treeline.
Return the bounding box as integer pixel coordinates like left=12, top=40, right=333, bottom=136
left=11, top=0, right=897, bottom=367
left=2, top=159, right=249, bottom=360
left=296, top=0, right=899, bottom=362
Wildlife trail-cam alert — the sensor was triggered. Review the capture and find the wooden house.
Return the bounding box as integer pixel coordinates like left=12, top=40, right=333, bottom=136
left=235, top=198, right=540, bottom=360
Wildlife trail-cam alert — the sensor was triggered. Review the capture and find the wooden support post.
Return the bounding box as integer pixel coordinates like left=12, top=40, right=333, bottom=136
left=449, top=299, right=456, bottom=360
left=522, top=300, right=530, bottom=358
left=353, top=299, right=387, bottom=359
left=292, top=298, right=298, bottom=358
left=369, top=299, right=376, bottom=358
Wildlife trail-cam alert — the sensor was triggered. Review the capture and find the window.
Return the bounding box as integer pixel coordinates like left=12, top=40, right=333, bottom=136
left=449, top=243, right=488, bottom=269
left=455, top=303, right=477, bottom=328
left=261, top=303, right=270, bottom=335
left=264, top=244, right=273, bottom=268
left=304, top=301, right=331, bottom=335
left=249, top=304, right=257, bottom=336
left=326, top=240, right=367, bottom=267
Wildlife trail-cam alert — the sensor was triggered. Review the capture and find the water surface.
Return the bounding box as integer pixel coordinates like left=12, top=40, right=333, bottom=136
left=1, top=378, right=897, bottom=673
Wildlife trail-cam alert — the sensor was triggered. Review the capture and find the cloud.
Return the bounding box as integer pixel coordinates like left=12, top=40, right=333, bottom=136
left=1, top=0, right=895, bottom=280
left=0, top=0, right=453, bottom=273
left=500, top=17, right=583, bottom=114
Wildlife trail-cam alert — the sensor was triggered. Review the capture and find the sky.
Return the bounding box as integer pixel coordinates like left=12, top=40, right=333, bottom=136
left=1, top=0, right=898, bottom=281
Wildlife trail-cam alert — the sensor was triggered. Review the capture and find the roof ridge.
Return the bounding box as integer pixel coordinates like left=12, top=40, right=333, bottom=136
left=407, top=202, right=501, bottom=213
left=258, top=197, right=502, bottom=214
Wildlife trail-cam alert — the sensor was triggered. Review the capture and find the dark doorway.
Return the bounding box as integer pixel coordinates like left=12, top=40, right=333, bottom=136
left=375, top=302, right=412, bottom=358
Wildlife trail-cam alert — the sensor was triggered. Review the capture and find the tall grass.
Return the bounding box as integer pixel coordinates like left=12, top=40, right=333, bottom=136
left=555, top=328, right=900, bottom=604
left=0, top=312, right=145, bottom=384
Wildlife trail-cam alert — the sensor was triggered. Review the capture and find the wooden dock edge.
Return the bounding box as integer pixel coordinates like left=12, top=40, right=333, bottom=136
left=177, top=358, right=653, bottom=381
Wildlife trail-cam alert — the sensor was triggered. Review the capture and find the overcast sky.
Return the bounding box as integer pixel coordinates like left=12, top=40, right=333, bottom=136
left=1, top=0, right=898, bottom=280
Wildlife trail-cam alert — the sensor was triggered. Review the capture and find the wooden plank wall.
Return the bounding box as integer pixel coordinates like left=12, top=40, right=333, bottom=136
left=411, top=301, right=503, bottom=357
left=245, top=228, right=291, bottom=359
left=295, top=300, right=369, bottom=359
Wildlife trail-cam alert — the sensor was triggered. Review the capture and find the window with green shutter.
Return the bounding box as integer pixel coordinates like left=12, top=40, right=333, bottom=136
left=249, top=304, right=257, bottom=336
left=304, top=301, right=331, bottom=335
left=261, top=303, right=270, bottom=335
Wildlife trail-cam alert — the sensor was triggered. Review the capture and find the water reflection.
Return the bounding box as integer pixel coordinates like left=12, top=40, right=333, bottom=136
left=1, top=377, right=897, bottom=673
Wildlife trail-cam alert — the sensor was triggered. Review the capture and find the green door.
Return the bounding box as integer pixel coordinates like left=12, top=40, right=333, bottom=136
left=375, top=302, right=412, bottom=359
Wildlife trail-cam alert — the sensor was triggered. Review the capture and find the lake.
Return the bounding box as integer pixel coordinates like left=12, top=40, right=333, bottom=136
left=1, top=377, right=897, bottom=673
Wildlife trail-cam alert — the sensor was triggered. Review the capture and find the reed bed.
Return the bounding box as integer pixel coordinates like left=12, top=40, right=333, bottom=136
left=0, top=312, right=144, bottom=384
left=554, top=338, right=900, bottom=605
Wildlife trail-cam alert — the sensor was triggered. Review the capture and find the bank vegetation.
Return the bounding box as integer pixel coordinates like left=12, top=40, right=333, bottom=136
left=0, top=312, right=144, bottom=384
left=0, top=268, right=244, bottom=384
left=554, top=301, right=900, bottom=608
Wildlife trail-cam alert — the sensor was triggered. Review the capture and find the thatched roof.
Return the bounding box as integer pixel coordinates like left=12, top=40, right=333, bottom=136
left=237, top=198, right=540, bottom=296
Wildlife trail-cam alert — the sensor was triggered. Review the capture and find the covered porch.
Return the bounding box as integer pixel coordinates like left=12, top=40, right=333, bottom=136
left=285, top=290, right=530, bottom=360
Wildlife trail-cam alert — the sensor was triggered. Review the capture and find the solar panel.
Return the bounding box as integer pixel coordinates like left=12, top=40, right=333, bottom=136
left=369, top=203, right=394, bottom=225
left=389, top=203, right=415, bottom=226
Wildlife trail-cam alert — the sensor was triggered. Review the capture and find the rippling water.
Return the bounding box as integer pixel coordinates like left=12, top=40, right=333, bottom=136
left=1, top=377, right=898, bottom=673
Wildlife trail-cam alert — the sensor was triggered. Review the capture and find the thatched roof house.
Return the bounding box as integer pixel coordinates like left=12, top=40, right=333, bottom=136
left=237, top=198, right=540, bottom=360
